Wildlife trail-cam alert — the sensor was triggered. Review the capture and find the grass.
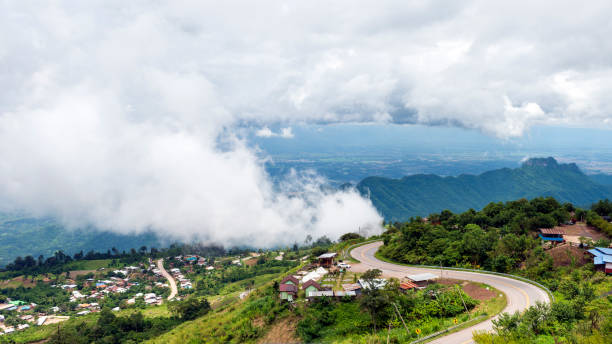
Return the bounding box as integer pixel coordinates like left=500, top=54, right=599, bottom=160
left=218, top=273, right=282, bottom=295
left=418, top=283, right=508, bottom=343
left=63, top=259, right=113, bottom=271
left=0, top=313, right=99, bottom=343
left=118, top=304, right=172, bottom=318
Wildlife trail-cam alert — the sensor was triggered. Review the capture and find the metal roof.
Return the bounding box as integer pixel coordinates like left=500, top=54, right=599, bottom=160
left=359, top=278, right=387, bottom=290
left=589, top=247, right=612, bottom=265
left=540, top=228, right=565, bottom=235
left=307, top=290, right=334, bottom=297
left=400, top=281, right=418, bottom=289
left=406, top=273, right=438, bottom=282
left=588, top=249, right=604, bottom=257
left=342, top=283, right=361, bottom=291
left=279, top=284, right=297, bottom=292
left=302, top=280, right=322, bottom=290
left=317, top=253, right=338, bottom=259
left=595, top=247, right=612, bottom=255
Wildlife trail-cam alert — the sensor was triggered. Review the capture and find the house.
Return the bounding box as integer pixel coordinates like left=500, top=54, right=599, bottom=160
left=406, top=273, right=438, bottom=288
left=342, top=283, right=362, bottom=296
left=20, top=314, right=34, bottom=321
left=333, top=291, right=356, bottom=298
left=0, top=304, right=15, bottom=311
left=280, top=275, right=299, bottom=286
left=587, top=247, right=612, bottom=274
left=17, top=324, right=30, bottom=330
left=539, top=228, right=565, bottom=243
left=399, top=281, right=418, bottom=292
left=279, top=284, right=298, bottom=301
left=306, top=290, right=334, bottom=299
left=317, top=253, right=338, bottom=267
left=36, top=316, right=47, bottom=326
left=302, top=280, right=323, bottom=295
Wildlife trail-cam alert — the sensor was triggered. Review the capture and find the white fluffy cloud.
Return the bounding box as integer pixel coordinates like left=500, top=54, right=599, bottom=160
left=1, top=1, right=611, bottom=245
left=256, top=127, right=294, bottom=138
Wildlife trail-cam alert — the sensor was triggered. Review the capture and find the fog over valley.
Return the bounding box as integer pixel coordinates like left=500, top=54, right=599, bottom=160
left=1, top=1, right=612, bottom=247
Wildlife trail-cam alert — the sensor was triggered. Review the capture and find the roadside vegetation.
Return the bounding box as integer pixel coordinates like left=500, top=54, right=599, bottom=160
left=380, top=196, right=612, bottom=343
left=296, top=269, right=496, bottom=343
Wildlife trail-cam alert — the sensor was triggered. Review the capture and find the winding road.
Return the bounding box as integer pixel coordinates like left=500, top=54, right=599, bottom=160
left=157, top=258, right=178, bottom=300
left=350, top=242, right=550, bottom=344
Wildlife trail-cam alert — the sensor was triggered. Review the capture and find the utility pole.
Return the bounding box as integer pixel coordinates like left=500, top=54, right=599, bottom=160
left=456, top=285, right=469, bottom=312
left=392, top=302, right=409, bottom=335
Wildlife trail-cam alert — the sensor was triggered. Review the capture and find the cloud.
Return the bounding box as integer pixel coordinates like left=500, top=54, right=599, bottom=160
left=1, top=1, right=611, bottom=245
left=256, top=126, right=294, bottom=138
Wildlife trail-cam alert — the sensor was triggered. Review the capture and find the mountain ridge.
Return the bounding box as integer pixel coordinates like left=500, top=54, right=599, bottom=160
left=357, top=157, right=612, bottom=221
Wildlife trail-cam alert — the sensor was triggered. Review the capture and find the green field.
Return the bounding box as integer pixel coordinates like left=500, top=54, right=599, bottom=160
left=63, top=259, right=113, bottom=271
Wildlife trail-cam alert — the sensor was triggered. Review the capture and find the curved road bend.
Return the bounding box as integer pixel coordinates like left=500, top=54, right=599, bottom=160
left=157, top=259, right=178, bottom=300
left=350, top=242, right=550, bottom=344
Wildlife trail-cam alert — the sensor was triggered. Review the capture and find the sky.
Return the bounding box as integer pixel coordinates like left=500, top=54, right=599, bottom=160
left=0, top=1, right=611, bottom=246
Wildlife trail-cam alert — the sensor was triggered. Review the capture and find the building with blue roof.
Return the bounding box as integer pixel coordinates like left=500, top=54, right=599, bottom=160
left=587, top=247, right=612, bottom=274
left=539, top=228, right=565, bottom=242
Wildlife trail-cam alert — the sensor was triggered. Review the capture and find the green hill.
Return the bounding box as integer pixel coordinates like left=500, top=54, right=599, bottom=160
left=357, top=157, right=612, bottom=221
left=588, top=173, right=612, bottom=186
left=0, top=213, right=161, bottom=266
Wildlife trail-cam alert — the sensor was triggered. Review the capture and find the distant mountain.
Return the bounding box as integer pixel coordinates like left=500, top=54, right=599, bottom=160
left=588, top=173, right=612, bottom=186
left=357, top=157, right=612, bottom=221
left=0, top=213, right=162, bottom=267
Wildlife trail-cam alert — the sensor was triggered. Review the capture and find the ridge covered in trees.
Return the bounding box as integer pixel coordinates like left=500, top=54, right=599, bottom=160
left=358, top=157, right=612, bottom=221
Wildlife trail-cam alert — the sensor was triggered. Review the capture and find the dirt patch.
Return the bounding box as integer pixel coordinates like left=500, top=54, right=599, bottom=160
left=547, top=244, right=590, bottom=267
left=0, top=276, right=38, bottom=288
left=69, top=270, right=96, bottom=279
left=258, top=316, right=301, bottom=344
left=244, top=258, right=258, bottom=267
left=463, top=282, right=497, bottom=301
left=436, top=278, right=463, bottom=286
left=252, top=317, right=265, bottom=328
left=44, top=316, right=70, bottom=325
left=560, top=223, right=608, bottom=241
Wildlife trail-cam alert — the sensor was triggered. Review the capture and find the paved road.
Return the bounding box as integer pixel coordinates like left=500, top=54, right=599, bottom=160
left=350, top=242, right=550, bottom=344
left=157, top=259, right=178, bottom=300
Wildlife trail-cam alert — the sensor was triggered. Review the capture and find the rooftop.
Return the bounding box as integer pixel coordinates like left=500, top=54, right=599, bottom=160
left=279, top=284, right=297, bottom=292
left=540, top=228, right=565, bottom=235
left=400, top=281, right=418, bottom=289
left=317, top=253, right=338, bottom=259
left=406, top=273, right=438, bottom=282
left=342, top=283, right=362, bottom=291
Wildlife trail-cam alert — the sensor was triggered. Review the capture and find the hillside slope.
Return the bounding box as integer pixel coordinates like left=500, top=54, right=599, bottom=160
left=357, top=157, right=612, bottom=221
left=0, top=213, right=161, bottom=266
left=588, top=173, right=612, bottom=186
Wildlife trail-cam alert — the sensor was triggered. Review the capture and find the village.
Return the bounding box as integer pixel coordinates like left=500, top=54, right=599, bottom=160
left=537, top=221, right=612, bottom=274
left=0, top=253, right=211, bottom=336
left=277, top=252, right=440, bottom=302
